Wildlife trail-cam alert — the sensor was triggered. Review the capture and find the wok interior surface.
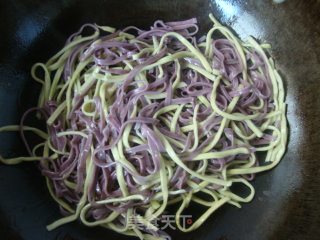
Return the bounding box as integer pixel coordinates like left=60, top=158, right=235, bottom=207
left=0, top=0, right=320, bottom=239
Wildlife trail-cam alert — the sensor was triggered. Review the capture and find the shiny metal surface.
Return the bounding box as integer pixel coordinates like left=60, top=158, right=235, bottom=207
left=0, top=0, right=319, bottom=239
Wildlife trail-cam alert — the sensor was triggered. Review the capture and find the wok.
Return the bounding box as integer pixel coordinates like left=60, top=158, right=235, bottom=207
left=0, top=0, right=319, bottom=239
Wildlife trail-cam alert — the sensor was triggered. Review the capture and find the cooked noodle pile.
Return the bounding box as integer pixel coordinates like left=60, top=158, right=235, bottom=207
left=0, top=14, right=287, bottom=240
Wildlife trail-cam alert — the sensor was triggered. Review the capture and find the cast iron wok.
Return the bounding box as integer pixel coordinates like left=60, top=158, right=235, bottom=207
left=0, top=0, right=320, bottom=239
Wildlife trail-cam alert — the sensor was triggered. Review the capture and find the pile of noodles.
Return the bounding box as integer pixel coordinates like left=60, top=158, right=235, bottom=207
left=0, top=14, right=287, bottom=240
